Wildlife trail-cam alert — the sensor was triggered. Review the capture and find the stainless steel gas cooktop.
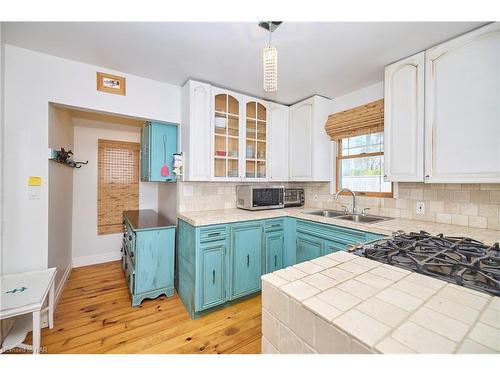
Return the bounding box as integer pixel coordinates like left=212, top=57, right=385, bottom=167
left=348, top=231, right=500, bottom=296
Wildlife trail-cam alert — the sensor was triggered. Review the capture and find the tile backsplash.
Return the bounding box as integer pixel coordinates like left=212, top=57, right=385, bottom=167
left=177, top=181, right=500, bottom=230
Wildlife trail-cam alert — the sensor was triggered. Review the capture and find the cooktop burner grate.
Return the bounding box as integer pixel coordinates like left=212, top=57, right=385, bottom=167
left=349, top=231, right=500, bottom=296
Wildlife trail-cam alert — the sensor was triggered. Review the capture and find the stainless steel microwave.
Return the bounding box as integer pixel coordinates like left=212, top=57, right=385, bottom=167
left=236, top=185, right=285, bottom=210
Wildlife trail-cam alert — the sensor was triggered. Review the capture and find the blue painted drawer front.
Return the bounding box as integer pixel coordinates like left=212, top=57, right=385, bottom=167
left=200, top=242, right=226, bottom=310
left=230, top=222, right=263, bottom=300
left=141, top=121, right=178, bottom=182
left=122, top=212, right=175, bottom=307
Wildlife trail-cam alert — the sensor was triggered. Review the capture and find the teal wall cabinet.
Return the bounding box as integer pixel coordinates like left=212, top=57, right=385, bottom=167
left=122, top=210, right=176, bottom=306
left=141, top=121, right=178, bottom=182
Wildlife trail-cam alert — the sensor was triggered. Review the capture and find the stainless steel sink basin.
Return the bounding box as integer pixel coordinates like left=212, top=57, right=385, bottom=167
left=303, top=210, right=347, bottom=218
left=303, top=210, right=392, bottom=224
left=335, top=214, right=391, bottom=223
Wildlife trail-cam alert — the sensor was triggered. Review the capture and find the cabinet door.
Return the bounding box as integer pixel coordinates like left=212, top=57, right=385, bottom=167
left=140, top=124, right=150, bottom=182
left=230, top=223, right=263, bottom=299
left=244, top=100, right=268, bottom=180
left=200, top=243, right=225, bottom=310
left=324, top=239, right=347, bottom=255
left=296, top=233, right=323, bottom=263
left=148, top=122, right=179, bottom=182
left=268, top=103, right=289, bottom=181
left=289, top=102, right=313, bottom=179
left=425, top=23, right=500, bottom=183
left=384, top=52, right=425, bottom=182
left=184, top=81, right=212, bottom=181
left=264, top=231, right=284, bottom=274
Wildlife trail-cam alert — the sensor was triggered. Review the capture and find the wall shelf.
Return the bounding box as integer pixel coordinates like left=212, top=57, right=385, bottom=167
left=49, top=158, right=88, bottom=169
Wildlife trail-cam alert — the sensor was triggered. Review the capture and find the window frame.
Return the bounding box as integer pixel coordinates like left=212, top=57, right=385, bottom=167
left=335, top=136, right=393, bottom=198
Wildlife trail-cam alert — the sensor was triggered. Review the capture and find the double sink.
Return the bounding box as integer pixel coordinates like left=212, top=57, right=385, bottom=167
left=303, top=209, right=393, bottom=224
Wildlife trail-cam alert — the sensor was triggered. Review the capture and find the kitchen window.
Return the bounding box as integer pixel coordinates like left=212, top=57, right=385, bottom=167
left=336, top=132, right=392, bottom=198
left=97, top=139, right=140, bottom=235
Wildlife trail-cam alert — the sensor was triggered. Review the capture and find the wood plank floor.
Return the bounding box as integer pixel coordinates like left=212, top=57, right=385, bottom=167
left=17, top=261, right=262, bottom=354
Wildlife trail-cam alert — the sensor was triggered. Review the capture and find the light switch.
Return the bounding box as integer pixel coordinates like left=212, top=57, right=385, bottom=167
left=29, top=186, right=41, bottom=200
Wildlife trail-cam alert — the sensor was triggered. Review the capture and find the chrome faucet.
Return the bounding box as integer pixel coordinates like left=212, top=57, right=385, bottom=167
left=335, top=188, right=356, bottom=214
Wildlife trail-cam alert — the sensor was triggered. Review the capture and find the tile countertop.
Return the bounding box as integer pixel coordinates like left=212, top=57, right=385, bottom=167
left=177, top=207, right=500, bottom=245
left=261, top=252, right=500, bottom=354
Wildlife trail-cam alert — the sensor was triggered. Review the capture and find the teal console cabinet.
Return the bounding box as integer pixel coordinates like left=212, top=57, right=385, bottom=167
left=122, top=210, right=176, bottom=306
left=141, top=121, right=178, bottom=182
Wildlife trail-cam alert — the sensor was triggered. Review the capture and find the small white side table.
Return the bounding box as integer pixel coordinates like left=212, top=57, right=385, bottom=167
left=0, top=268, right=57, bottom=354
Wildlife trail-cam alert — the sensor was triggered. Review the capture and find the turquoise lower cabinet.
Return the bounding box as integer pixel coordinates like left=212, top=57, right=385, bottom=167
left=200, top=242, right=226, bottom=310
left=230, top=223, right=262, bottom=299
left=122, top=210, right=176, bottom=307
left=296, top=233, right=323, bottom=263
left=264, top=231, right=284, bottom=274
left=141, top=121, right=178, bottom=182
left=176, top=216, right=385, bottom=319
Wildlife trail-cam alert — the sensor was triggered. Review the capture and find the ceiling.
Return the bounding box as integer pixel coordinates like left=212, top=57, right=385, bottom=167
left=4, top=22, right=486, bottom=104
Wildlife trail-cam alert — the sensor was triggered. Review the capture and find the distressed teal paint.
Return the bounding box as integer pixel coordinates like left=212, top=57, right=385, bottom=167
left=123, top=212, right=175, bottom=307
left=229, top=222, right=262, bottom=300
left=176, top=216, right=386, bottom=319
left=141, top=121, right=178, bottom=182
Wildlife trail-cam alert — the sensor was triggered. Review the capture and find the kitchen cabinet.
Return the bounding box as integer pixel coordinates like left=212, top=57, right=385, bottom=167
left=200, top=242, right=226, bottom=310
left=140, top=121, right=178, bottom=182
left=121, top=210, right=176, bottom=306
left=244, top=99, right=268, bottom=179
left=181, top=80, right=212, bottom=181
left=176, top=215, right=384, bottom=318
left=384, top=52, right=425, bottom=182
left=289, top=96, right=331, bottom=181
left=268, top=103, right=289, bottom=181
left=264, top=219, right=284, bottom=274
left=296, top=233, right=323, bottom=263
left=424, top=22, right=500, bottom=183
left=230, top=222, right=263, bottom=299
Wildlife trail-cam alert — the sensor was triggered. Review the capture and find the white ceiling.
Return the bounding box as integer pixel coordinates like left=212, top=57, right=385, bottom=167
left=4, top=22, right=485, bottom=104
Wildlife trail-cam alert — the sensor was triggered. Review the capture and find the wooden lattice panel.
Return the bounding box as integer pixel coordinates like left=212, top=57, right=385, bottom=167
left=97, top=139, right=140, bottom=235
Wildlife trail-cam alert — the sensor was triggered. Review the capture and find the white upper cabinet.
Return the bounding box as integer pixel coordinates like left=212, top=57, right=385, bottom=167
left=268, top=102, right=289, bottom=181
left=384, top=51, right=425, bottom=182
left=425, top=22, right=500, bottom=183
left=181, top=80, right=212, bottom=181
left=289, top=96, right=331, bottom=181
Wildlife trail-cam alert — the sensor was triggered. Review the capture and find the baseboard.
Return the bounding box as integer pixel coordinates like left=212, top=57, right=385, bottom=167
left=55, top=263, right=72, bottom=306
left=72, top=251, right=122, bottom=268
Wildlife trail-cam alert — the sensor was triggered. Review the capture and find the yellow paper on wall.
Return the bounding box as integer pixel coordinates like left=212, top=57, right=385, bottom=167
left=28, top=176, right=42, bottom=186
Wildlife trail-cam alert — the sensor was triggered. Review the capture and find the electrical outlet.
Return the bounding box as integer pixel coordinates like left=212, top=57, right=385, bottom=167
left=313, top=194, right=319, bottom=202
left=416, top=201, right=425, bottom=215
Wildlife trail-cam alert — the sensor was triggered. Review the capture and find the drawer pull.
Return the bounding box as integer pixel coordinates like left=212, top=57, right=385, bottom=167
left=212, top=270, right=216, bottom=284
left=125, top=262, right=128, bottom=270
left=274, top=255, right=277, bottom=267
left=270, top=224, right=280, bottom=228
left=130, top=251, right=134, bottom=258
left=246, top=254, right=250, bottom=267
left=128, top=235, right=132, bottom=241
left=207, top=232, right=221, bottom=237
left=120, top=247, right=123, bottom=253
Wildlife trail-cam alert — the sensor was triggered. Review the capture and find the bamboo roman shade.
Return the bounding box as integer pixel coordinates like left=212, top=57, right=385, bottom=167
left=97, top=139, right=140, bottom=235
left=325, top=99, right=384, bottom=140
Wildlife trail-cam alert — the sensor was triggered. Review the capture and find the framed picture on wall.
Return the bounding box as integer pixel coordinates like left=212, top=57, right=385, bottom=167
left=96, top=72, right=126, bottom=95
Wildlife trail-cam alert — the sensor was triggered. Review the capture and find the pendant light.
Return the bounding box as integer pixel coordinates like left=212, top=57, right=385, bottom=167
left=259, top=21, right=282, bottom=93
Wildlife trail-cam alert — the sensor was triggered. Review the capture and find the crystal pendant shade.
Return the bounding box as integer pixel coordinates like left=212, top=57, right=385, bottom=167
left=263, top=44, right=278, bottom=92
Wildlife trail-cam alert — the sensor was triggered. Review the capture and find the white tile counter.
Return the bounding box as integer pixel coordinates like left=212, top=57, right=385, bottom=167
left=178, top=207, right=500, bottom=245
left=261, top=251, right=500, bottom=354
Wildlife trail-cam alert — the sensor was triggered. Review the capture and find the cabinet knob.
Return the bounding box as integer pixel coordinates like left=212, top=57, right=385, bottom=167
left=128, top=235, right=132, bottom=241
left=383, top=174, right=387, bottom=178
left=130, top=251, right=134, bottom=258
left=425, top=175, right=430, bottom=178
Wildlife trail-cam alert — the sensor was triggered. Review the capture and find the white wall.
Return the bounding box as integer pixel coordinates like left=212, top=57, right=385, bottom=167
left=48, top=106, right=74, bottom=294
left=71, top=119, right=158, bottom=266
left=2, top=45, right=180, bottom=275
left=329, top=81, right=383, bottom=113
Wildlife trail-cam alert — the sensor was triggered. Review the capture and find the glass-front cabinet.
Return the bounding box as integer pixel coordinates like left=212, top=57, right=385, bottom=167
left=212, top=88, right=268, bottom=181
left=245, top=101, right=267, bottom=179
left=213, top=93, right=240, bottom=178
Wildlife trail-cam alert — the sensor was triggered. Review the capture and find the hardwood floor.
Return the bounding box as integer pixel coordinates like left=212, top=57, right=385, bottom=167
left=20, top=261, right=262, bottom=354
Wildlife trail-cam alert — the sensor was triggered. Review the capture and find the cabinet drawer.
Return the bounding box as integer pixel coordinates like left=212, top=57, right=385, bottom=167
left=264, top=219, right=284, bottom=232
left=124, top=256, right=135, bottom=294
left=296, top=219, right=366, bottom=244
left=200, top=225, right=227, bottom=243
